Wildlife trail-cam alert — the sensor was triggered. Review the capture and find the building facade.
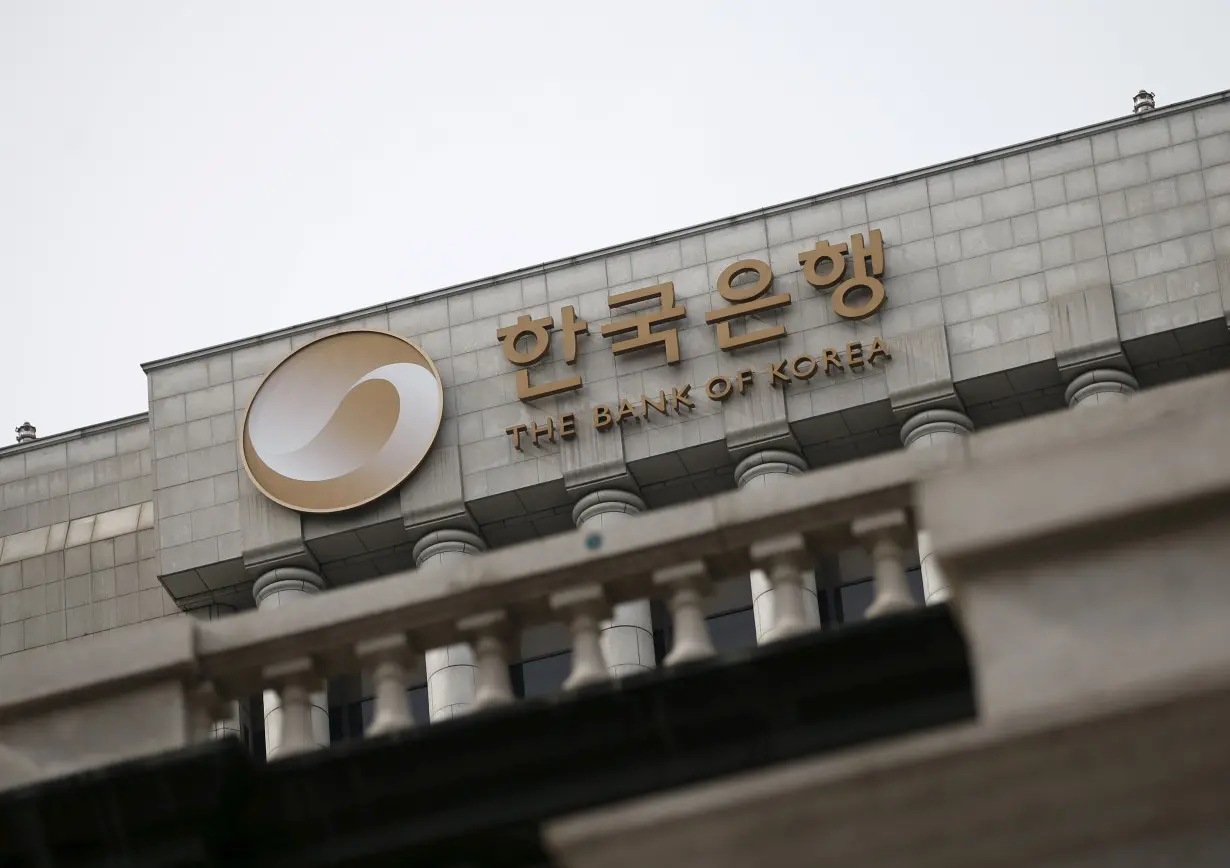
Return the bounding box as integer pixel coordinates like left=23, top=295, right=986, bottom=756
left=2, top=89, right=1230, bottom=759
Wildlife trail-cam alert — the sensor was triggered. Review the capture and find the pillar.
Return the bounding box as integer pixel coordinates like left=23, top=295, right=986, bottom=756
left=734, top=450, right=820, bottom=642
left=1065, top=369, right=1138, bottom=408
left=412, top=529, right=486, bottom=722
left=572, top=490, right=655, bottom=678
left=252, top=566, right=330, bottom=758
left=899, top=409, right=974, bottom=605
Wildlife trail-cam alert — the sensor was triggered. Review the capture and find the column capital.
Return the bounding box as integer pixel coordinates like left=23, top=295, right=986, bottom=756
left=1065, top=368, right=1139, bottom=407
left=252, top=566, right=326, bottom=607
left=900, top=409, right=974, bottom=449
left=412, top=528, right=487, bottom=566
left=734, top=449, right=808, bottom=489
left=572, top=489, right=646, bottom=526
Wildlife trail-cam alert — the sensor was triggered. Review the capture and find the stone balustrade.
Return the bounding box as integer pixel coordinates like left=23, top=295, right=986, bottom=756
left=3, top=368, right=1230, bottom=790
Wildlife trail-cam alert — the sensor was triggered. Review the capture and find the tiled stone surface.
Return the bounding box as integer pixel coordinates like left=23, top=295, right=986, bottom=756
left=120, top=97, right=1230, bottom=583
left=0, top=419, right=179, bottom=657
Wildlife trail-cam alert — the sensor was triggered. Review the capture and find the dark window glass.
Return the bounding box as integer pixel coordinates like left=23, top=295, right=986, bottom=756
left=838, top=580, right=874, bottom=623
left=838, top=568, right=926, bottom=624
left=707, top=607, right=756, bottom=653
left=907, top=567, right=924, bottom=603
left=409, top=685, right=429, bottom=724
left=520, top=652, right=572, bottom=698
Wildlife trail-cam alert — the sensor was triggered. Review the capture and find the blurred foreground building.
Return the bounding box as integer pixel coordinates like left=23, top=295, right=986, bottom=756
left=2, top=90, right=1230, bottom=867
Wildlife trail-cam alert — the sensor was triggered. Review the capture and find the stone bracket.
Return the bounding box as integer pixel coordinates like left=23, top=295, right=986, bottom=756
left=400, top=445, right=480, bottom=543
left=885, top=325, right=965, bottom=420
left=1048, top=284, right=1130, bottom=380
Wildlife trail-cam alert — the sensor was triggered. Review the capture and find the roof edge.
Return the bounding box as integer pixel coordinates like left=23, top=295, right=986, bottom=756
left=0, top=412, right=149, bottom=458
left=139, top=88, right=1230, bottom=373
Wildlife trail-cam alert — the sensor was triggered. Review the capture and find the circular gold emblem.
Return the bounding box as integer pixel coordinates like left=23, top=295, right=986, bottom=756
left=241, top=330, right=443, bottom=513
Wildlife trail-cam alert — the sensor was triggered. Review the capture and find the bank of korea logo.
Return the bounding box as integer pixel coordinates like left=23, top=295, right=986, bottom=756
left=241, top=330, right=443, bottom=513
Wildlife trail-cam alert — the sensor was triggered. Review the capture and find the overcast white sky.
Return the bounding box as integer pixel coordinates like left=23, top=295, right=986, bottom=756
left=2, top=1, right=1226, bottom=438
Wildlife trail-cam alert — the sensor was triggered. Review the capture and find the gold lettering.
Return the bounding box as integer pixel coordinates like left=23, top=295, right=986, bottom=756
left=559, top=413, right=577, bottom=439
left=768, top=359, right=791, bottom=387
left=497, top=313, right=586, bottom=401
left=867, top=337, right=891, bottom=365
left=600, top=283, right=687, bottom=363
left=798, top=239, right=847, bottom=289
left=594, top=405, right=614, bottom=430
left=705, top=375, right=733, bottom=401
left=846, top=341, right=865, bottom=370
left=736, top=369, right=754, bottom=393
left=832, top=230, right=886, bottom=320
left=641, top=391, right=668, bottom=419
left=670, top=384, right=694, bottom=411
left=615, top=399, right=638, bottom=424
left=530, top=417, right=555, bottom=446
left=790, top=354, right=818, bottom=380
left=706, top=259, right=791, bottom=351
left=799, top=230, right=888, bottom=321
left=822, top=348, right=843, bottom=374
left=505, top=424, right=528, bottom=451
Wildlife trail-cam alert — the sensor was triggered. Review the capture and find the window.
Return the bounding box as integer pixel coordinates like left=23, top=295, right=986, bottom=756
left=512, top=652, right=572, bottom=698
left=707, top=607, right=756, bottom=653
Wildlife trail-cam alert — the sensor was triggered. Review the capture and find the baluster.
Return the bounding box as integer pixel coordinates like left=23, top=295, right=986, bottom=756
left=458, top=610, right=515, bottom=710
left=551, top=584, right=611, bottom=690
left=655, top=561, right=716, bottom=666
left=852, top=509, right=917, bottom=618
left=356, top=635, right=415, bottom=737
left=749, top=533, right=812, bottom=641
left=262, top=657, right=319, bottom=759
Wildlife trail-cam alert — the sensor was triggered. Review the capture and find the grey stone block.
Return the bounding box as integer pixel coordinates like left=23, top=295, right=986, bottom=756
left=1116, top=118, right=1171, bottom=158
left=704, top=221, right=769, bottom=261
left=631, top=243, right=683, bottom=279
left=25, top=444, right=67, bottom=476
left=867, top=180, right=929, bottom=220
left=67, top=433, right=117, bottom=467
left=1199, top=134, right=1230, bottom=168
left=982, top=184, right=1034, bottom=223
left=447, top=293, right=474, bottom=326
left=150, top=395, right=184, bottom=430
left=184, top=385, right=234, bottom=423
left=1096, top=156, right=1149, bottom=193
left=1105, top=202, right=1210, bottom=255
left=1029, top=140, right=1093, bottom=180
left=388, top=298, right=449, bottom=336
left=1038, top=199, right=1103, bottom=241
left=952, top=161, right=1006, bottom=199
left=546, top=260, right=607, bottom=300
left=932, top=196, right=983, bottom=235
left=149, top=360, right=209, bottom=400
left=115, top=423, right=150, bottom=455
left=1147, top=142, right=1200, bottom=181
left=69, top=486, right=120, bottom=521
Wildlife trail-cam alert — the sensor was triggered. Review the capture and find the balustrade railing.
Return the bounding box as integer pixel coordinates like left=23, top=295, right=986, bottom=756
left=3, top=367, right=1230, bottom=785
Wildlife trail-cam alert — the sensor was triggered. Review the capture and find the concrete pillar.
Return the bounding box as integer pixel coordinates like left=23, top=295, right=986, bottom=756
left=900, top=409, right=974, bottom=605
left=734, top=450, right=820, bottom=642
left=413, top=529, right=486, bottom=722
left=1066, top=369, right=1138, bottom=408
left=252, top=566, right=330, bottom=758
left=186, top=603, right=248, bottom=743
left=572, top=490, right=655, bottom=678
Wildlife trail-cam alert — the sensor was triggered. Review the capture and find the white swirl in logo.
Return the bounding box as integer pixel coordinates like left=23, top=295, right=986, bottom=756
left=241, top=331, right=443, bottom=513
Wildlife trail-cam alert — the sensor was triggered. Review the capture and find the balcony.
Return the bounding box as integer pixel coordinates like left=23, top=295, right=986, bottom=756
left=2, top=368, right=1230, bottom=868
